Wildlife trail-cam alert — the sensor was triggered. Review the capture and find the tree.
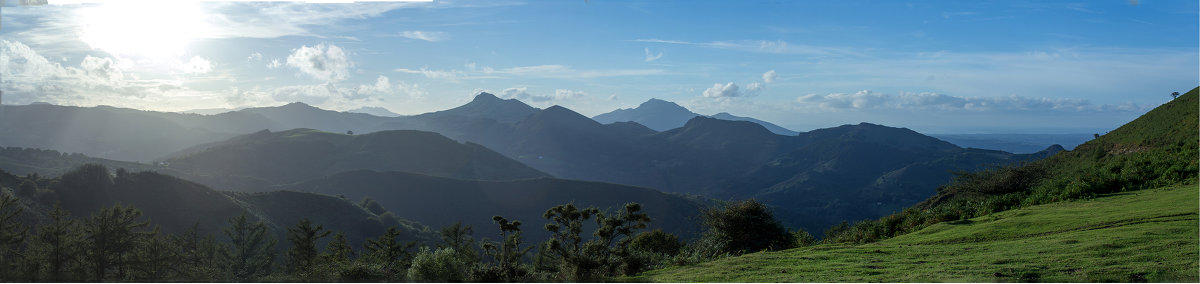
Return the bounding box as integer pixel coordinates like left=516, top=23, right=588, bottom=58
left=439, top=221, right=479, bottom=264
left=285, top=218, right=331, bottom=273
left=16, top=180, right=36, bottom=197
left=323, top=232, right=355, bottom=263
left=630, top=229, right=682, bottom=256
left=83, top=203, right=149, bottom=281
left=541, top=202, right=652, bottom=280
left=700, top=200, right=793, bottom=255
left=407, top=247, right=468, bottom=282
left=132, top=226, right=178, bottom=281
left=477, top=215, right=532, bottom=282
left=221, top=212, right=277, bottom=282
left=29, top=204, right=84, bottom=282
left=364, top=226, right=416, bottom=266
left=172, top=223, right=223, bottom=281
left=0, top=192, right=28, bottom=281
left=1172, top=91, right=1180, bottom=99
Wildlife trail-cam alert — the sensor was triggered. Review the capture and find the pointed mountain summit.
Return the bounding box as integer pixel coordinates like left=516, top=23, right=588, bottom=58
left=593, top=98, right=798, bottom=135
left=593, top=98, right=700, bottom=131
left=419, top=92, right=538, bottom=123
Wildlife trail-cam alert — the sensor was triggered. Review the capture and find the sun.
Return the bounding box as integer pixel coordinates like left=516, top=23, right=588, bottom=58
left=76, top=1, right=212, bottom=60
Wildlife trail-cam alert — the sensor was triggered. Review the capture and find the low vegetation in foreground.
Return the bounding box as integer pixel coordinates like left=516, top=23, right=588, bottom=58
left=636, top=183, right=1198, bottom=282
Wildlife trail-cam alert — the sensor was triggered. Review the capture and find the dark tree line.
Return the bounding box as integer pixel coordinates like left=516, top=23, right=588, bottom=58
left=0, top=165, right=810, bottom=282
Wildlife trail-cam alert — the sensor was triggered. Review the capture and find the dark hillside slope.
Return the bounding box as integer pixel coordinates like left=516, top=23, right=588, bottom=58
left=162, top=128, right=549, bottom=191
left=280, top=170, right=706, bottom=242
left=2, top=165, right=431, bottom=250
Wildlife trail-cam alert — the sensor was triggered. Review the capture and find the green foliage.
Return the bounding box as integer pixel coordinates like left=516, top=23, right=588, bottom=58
left=323, top=231, right=355, bottom=263
left=630, top=229, right=682, bottom=256
left=171, top=223, right=223, bottom=281
left=438, top=221, right=480, bottom=265
left=822, top=87, right=1200, bottom=245
left=637, top=184, right=1199, bottom=282
left=27, top=205, right=85, bottom=282
left=700, top=200, right=794, bottom=254
left=363, top=225, right=417, bottom=280
left=82, top=203, right=149, bottom=281
left=221, top=211, right=277, bottom=282
left=0, top=192, right=27, bottom=281
left=407, top=246, right=468, bottom=282
left=285, top=218, right=331, bottom=273
left=132, top=226, right=178, bottom=280
left=477, top=215, right=533, bottom=282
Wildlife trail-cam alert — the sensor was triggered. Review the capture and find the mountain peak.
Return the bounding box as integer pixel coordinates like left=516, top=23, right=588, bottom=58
left=420, top=92, right=537, bottom=123
left=638, top=98, right=690, bottom=112
left=472, top=92, right=503, bottom=102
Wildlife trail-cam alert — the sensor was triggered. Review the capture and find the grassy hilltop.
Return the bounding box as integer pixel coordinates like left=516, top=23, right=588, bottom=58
left=637, top=88, right=1199, bottom=282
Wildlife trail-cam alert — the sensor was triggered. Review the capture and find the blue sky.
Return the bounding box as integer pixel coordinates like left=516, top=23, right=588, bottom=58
left=0, top=0, right=1196, bottom=133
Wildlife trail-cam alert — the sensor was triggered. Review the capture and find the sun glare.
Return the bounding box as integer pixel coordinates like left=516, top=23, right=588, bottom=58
left=76, top=1, right=212, bottom=61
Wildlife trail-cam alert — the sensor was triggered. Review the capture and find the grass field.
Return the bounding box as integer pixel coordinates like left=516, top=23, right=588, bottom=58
left=635, top=184, right=1198, bottom=282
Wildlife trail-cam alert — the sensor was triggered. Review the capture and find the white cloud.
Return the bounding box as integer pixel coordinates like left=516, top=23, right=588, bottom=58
left=762, top=70, right=777, bottom=83
left=285, top=43, right=351, bottom=82
left=644, top=47, right=663, bottom=62
left=267, top=59, right=283, bottom=69
left=177, top=56, right=213, bottom=74
left=494, top=87, right=586, bottom=103
left=702, top=82, right=741, bottom=98
left=399, top=31, right=449, bottom=42
left=395, top=67, right=464, bottom=80
left=795, top=90, right=1150, bottom=112
left=744, top=82, right=764, bottom=94
left=247, top=52, right=263, bottom=61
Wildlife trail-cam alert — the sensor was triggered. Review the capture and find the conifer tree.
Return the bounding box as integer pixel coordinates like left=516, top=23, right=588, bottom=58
left=285, top=218, right=330, bottom=272
left=29, top=205, right=84, bottom=282
left=221, top=212, right=277, bottom=282
left=83, top=203, right=149, bottom=281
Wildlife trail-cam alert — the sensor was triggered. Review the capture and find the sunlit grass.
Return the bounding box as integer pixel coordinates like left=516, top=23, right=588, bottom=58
left=636, top=184, right=1198, bottom=282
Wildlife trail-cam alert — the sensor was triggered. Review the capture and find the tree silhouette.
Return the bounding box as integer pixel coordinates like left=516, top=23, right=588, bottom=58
left=285, top=218, right=331, bottom=273
left=221, top=212, right=276, bottom=281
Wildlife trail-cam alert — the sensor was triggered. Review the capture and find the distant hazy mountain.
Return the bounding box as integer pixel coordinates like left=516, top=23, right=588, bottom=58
left=0, top=104, right=240, bottom=162
left=0, top=165, right=434, bottom=250
left=178, top=107, right=241, bottom=115
left=281, top=170, right=706, bottom=241
left=592, top=98, right=798, bottom=135
left=593, top=99, right=699, bottom=131
left=161, top=128, right=550, bottom=190
left=931, top=133, right=1093, bottom=153
left=347, top=106, right=401, bottom=117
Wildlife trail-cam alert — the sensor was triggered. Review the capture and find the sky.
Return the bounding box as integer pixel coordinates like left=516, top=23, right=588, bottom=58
left=0, top=0, right=1196, bottom=133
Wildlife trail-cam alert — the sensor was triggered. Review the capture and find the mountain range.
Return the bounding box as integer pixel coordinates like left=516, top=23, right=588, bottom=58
left=0, top=93, right=1061, bottom=232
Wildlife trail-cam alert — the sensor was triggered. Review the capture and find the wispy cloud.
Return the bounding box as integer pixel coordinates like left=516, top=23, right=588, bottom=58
left=632, top=38, right=865, bottom=57
left=795, top=90, right=1150, bottom=112
left=397, top=64, right=665, bottom=80
left=399, top=31, right=450, bottom=42
left=644, top=47, right=663, bottom=62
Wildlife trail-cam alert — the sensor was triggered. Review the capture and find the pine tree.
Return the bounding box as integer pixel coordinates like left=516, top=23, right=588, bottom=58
left=30, top=205, right=84, bottom=282
left=172, top=222, right=222, bottom=281
left=0, top=192, right=27, bottom=281
left=323, top=232, right=355, bottom=262
left=221, top=212, right=277, bottom=282
left=132, top=226, right=178, bottom=281
left=285, top=218, right=330, bottom=272
left=364, top=226, right=416, bottom=265
left=83, top=203, right=149, bottom=281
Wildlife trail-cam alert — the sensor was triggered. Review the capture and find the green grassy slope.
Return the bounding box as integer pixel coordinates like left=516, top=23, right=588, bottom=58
left=637, top=184, right=1198, bottom=282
